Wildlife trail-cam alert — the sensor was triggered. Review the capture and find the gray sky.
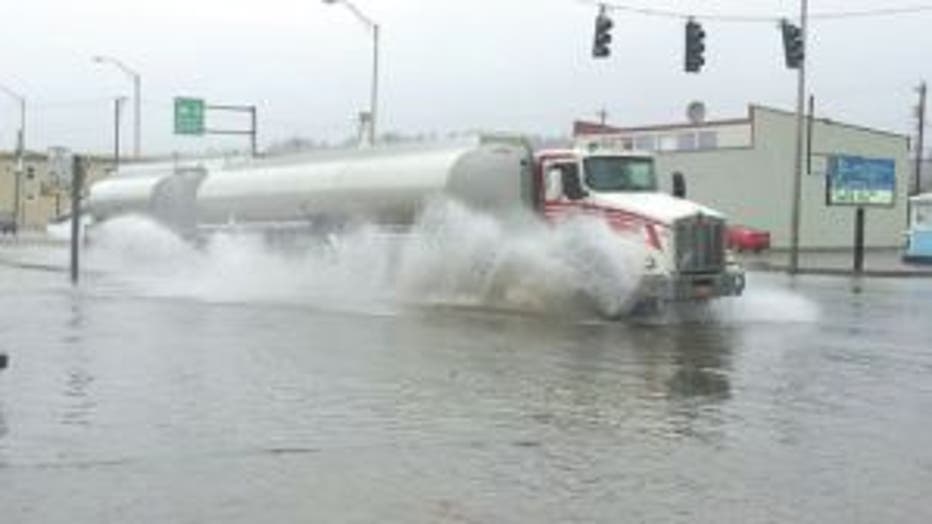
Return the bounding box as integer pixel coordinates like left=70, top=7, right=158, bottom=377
left=1, top=0, right=931, bottom=155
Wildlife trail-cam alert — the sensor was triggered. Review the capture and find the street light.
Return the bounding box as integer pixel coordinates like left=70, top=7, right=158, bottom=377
left=0, top=84, right=25, bottom=232
left=113, top=96, right=128, bottom=169
left=322, top=0, right=380, bottom=146
left=93, top=55, right=141, bottom=159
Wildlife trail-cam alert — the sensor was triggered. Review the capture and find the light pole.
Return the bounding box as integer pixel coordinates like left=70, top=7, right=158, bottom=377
left=93, top=55, right=141, bottom=159
left=0, top=84, right=25, bottom=233
left=322, top=0, right=379, bottom=146
left=113, top=96, right=128, bottom=169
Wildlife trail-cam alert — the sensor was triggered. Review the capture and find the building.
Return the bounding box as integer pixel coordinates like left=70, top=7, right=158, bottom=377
left=576, top=105, right=911, bottom=249
left=1, top=152, right=112, bottom=230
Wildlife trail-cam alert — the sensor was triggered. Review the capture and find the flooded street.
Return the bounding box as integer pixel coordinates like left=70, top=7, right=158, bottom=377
left=3, top=0, right=931, bottom=520
left=1, top=246, right=930, bottom=523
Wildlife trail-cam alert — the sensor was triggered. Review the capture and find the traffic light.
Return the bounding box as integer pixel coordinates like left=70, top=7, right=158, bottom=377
left=684, top=19, right=705, bottom=73
left=781, top=19, right=804, bottom=69
left=592, top=7, right=613, bottom=58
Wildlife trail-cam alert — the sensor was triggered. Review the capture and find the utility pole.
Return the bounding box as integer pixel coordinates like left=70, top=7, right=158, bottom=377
left=597, top=107, right=608, bottom=127
left=788, top=0, right=809, bottom=274
left=250, top=105, right=258, bottom=157
left=133, top=74, right=141, bottom=159
left=916, top=81, right=927, bottom=197
left=1, top=85, right=26, bottom=233
left=370, top=23, right=379, bottom=145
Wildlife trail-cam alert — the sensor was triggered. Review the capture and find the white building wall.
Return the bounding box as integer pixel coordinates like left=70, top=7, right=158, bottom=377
left=647, top=106, right=909, bottom=249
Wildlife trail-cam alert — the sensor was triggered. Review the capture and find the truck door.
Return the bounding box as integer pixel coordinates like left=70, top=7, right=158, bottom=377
left=542, top=162, right=586, bottom=204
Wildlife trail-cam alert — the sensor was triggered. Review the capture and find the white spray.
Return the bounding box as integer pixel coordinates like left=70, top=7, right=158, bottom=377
left=84, top=200, right=648, bottom=319
left=82, top=200, right=820, bottom=324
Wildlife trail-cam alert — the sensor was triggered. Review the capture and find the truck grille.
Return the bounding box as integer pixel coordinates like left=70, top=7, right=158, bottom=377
left=674, top=214, right=726, bottom=274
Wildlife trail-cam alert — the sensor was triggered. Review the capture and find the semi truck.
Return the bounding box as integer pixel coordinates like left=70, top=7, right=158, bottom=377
left=87, top=136, right=745, bottom=311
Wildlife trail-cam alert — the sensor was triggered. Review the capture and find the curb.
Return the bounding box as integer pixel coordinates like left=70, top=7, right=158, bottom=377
left=747, top=263, right=932, bottom=278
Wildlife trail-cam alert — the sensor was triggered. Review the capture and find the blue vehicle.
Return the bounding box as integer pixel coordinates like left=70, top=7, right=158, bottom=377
left=904, top=194, right=932, bottom=264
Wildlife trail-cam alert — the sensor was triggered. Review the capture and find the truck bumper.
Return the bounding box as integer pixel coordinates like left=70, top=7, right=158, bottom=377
left=638, top=266, right=746, bottom=304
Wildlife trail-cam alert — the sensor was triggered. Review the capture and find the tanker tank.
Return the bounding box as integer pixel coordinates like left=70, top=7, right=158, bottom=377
left=86, top=137, right=534, bottom=235
left=195, top=139, right=534, bottom=228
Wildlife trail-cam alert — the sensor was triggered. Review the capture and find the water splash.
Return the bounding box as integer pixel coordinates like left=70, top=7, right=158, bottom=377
left=709, top=277, right=821, bottom=324
left=84, top=200, right=648, bottom=319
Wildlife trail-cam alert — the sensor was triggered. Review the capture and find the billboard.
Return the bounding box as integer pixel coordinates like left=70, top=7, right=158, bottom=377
left=826, top=154, right=896, bottom=207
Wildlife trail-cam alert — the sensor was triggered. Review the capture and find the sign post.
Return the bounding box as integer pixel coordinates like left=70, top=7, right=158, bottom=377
left=825, top=154, right=897, bottom=273
left=854, top=207, right=865, bottom=272
left=70, top=155, right=85, bottom=285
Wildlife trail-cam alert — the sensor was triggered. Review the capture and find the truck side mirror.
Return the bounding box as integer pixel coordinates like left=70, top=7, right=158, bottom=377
left=562, top=168, right=588, bottom=201
left=672, top=172, right=686, bottom=198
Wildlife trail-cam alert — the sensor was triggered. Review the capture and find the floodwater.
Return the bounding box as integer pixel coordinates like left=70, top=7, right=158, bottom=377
left=1, top=211, right=931, bottom=523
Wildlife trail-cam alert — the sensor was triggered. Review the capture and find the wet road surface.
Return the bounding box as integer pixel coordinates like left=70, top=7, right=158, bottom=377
left=0, top=257, right=931, bottom=523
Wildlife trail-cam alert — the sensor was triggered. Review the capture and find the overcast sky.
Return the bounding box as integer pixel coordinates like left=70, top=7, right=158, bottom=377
left=1, top=0, right=931, bottom=155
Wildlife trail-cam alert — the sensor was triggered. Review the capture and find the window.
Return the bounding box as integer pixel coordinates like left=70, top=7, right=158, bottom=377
left=583, top=156, right=657, bottom=192
left=698, top=130, right=718, bottom=150
left=634, top=135, right=656, bottom=151
left=545, top=163, right=585, bottom=200
left=916, top=206, right=931, bottom=229
left=659, top=134, right=679, bottom=152
left=676, top=132, right=697, bottom=151
left=544, top=166, right=564, bottom=200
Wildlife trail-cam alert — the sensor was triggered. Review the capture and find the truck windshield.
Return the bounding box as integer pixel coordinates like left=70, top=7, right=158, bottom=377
left=584, top=157, right=657, bottom=192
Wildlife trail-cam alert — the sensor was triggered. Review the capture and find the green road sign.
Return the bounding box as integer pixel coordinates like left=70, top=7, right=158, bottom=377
left=174, top=97, right=205, bottom=135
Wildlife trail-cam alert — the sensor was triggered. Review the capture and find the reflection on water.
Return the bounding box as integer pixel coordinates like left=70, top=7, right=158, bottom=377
left=61, top=296, right=96, bottom=428
left=626, top=321, right=735, bottom=441
left=0, top=401, right=7, bottom=440
left=0, top=401, right=7, bottom=470
left=64, top=295, right=84, bottom=344
left=61, top=369, right=95, bottom=428
left=663, top=327, right=733, bottom=402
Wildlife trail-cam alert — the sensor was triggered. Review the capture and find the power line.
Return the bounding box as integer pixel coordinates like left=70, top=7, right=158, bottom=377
left=814, top=4, right=932, bottom=20
left=580, top=1, right=932, bottom=23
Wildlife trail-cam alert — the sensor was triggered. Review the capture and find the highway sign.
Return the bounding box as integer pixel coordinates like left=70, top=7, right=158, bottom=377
left=174, top=97, right=205, bottom=135
left=826, top=155, right=896, bottom=207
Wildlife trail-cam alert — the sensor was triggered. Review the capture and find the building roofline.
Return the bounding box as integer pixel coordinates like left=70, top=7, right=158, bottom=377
left=749, top=104, right=909, bottom=141
left=607, top=108, right=752, bottom=134
left=579, top=104, right=909, bottom=142
left=0, top=150, right=145, bottom=162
